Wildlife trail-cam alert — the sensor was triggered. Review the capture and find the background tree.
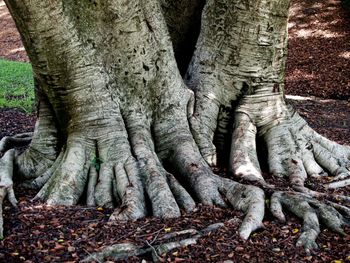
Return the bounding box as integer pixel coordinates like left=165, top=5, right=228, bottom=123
left=1, top=0, right=349, bottom=254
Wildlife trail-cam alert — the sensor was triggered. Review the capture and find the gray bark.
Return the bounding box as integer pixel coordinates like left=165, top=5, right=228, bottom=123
left=0, top=0, right=349, bottom=252
left=185, top=0, right=350, bottom=250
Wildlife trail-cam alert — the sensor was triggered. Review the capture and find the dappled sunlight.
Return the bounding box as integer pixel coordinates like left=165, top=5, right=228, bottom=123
left=0, top=0, right=28, bottom=62
left=295, top=28, right=345, bottom=39
left=288, top=0, right=349, bottom=40
left=0, top=1, right=8, bottom=18
left=8, top=47, right=25, bottom=54
left=286, top=94, right=336, bottom=102
left=286, top=69, right=315, bottom=82
left=339, top=51, right=350, bottom=59
left=285, top=0, right=350, bottom=100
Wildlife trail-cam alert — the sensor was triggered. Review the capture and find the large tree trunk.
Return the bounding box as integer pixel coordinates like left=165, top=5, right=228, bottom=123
left=185, top=0, right=350, bottom=250
left=1, top=0, right=349, bottom=255
left=1, top=0, right=264, bottom=237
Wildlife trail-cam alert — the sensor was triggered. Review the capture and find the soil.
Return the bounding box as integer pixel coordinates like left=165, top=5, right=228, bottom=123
left=0, top=0, right=349, bottom=262
left=285, top=0, right=350, bottom=100
left=0, top=1, right=28, bottom=62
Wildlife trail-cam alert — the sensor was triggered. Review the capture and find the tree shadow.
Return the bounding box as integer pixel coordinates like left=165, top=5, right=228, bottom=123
left=285, top=0, right=350, bottom=100
left=0, top=0, right=28, bottom=62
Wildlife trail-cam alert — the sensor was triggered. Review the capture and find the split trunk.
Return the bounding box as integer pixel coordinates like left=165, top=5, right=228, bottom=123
left=1, top=0, right=349, bottom=251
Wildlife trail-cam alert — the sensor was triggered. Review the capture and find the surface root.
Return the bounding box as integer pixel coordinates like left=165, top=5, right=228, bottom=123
left=0, top=150, right=18, bottom=238
left=271, top=191, right=350, bottom=251
left=0, top=133, right=33, bottom=155
left=82, top=222, right=224, bottom=262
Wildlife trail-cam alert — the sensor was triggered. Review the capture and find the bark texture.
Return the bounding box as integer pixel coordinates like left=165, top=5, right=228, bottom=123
left=0, top=0, right=349, bottom=253
left=1, top=0, right=265, bottom=241
left=186, top=0, right=350, bottom=250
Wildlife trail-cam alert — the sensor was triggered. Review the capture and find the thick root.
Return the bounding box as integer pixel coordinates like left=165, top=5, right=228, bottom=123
left=231, top=94, right=350, bottom=249
left=271, top=191, right=350, bottom=251
left=230, top=93, right=350, bottom=190
left=109, top=157, right=147, bottom=220
left=191, top=90, right=349, bottom=250
left=230, top=113, right=264, bottom=184
left=220, top=178, right=265, bottom=239
left=187, top=91, right=221, bottom=166
left=0, top=132, right=33, bottom=154
left=14, top=89, right=60, bottom=180
left=33, top=136, right=94, bottom=205
left=0, top=150, right=18, bottom=239
left=169, top=140, right=265, bottom=239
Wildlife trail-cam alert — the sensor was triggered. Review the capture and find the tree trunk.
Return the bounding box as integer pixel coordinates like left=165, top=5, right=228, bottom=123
left=1, top=0, right=349, bottom=252
left=185, top=0, right=350, bottom=250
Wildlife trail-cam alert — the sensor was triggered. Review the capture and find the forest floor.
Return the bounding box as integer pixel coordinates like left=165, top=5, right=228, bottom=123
left=0, top=0, right=350, bottom=262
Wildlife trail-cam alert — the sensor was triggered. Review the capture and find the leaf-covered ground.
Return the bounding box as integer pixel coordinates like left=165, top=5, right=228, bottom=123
left=0, top=0, right=349, bottom=262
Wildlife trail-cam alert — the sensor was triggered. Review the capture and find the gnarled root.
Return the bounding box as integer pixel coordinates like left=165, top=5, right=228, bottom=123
left=271, top=191, right=350, bottom=252
left=230, top=93, right=350, bottom=195
left=0, top=149, right=18, bottom=239
left=0, top=117, right=265, bottom=246
left=13, top=89, right=60, bottom=181
left=1, top=104, right=264, bottom=244
left=191, top=90, right=349, bottom=249
left=232, top=94, right=350, bottom=249
left=0, top=132, right=33, bottom=155
left=166, top=138, right=265, bottom=239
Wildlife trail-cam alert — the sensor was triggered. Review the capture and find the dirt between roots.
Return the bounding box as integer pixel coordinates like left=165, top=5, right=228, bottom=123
left=0, top=0, right=350, bottom=262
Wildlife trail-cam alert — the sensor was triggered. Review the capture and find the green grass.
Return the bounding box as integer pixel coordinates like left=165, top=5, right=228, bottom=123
left=0, top=59, right=35, bottom=112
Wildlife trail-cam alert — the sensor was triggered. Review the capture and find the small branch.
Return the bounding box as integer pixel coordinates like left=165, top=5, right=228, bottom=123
left=82, top=222, right=225, bottom=262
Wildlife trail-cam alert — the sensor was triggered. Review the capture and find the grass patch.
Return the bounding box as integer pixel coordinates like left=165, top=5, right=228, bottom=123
left=0, top=59, right=35, bottom=112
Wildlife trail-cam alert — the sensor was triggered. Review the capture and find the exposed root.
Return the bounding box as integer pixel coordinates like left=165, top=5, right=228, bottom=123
left=169, top=140, right=265, bottom=239
left=187, top=92, right=220, bottom=166
left=166, top=173, right=196, bottom=213
left=230, top=112, right=265, bottom=185
left=190, top=89, right=349, bottom=250
left=327, top=179, right=350, bottom=189
left=230, top=92, right=350, bottom=192
left=3, top=0, right=347, bottom=254
left=33, top=136, right=94, bottom=205
left=271, top=191, right=350, bottom=251
left=0, top=132, right=33, bottom=154
left=0, top=150, right=18, bottom=239
left=82, top=222, right=224, bottom=262
left=21, top=147, right=65, bottom=190
left=109, top=157, right=147, bottom=221
left=220, top=178, right=265, bottom=239
left=124, top=115, right=182, bottom=218
left=86, top=164, right=98, bottom=206
left=230, top=93, right=350, bottom=249
left=2, top=108, right=265, bottom=241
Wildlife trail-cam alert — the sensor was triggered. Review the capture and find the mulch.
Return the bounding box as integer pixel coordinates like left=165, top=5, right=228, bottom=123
left=0, top=0, right=350, bottom=262
left=285, top=0, right=350, bottom=100
left=0, top=109, right=35, bottom=139
left=0, top=1, right=28, bottom=62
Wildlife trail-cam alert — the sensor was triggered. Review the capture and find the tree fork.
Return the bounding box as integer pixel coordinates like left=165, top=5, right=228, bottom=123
left=1, top=0, right=268, bottom=245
